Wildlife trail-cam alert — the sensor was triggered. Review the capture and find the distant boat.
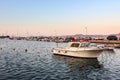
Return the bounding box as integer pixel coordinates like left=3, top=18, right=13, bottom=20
left=52, top=41, right=113, bottom=59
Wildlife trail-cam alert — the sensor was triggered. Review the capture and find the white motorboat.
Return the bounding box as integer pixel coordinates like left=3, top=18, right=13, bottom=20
left=52, top=42, right=113, bottom=58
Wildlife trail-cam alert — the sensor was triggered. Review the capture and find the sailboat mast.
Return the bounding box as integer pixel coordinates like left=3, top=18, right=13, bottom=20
left=54, top=30, right=58, bottom=47
left=85, top=27, right=87, bottom=39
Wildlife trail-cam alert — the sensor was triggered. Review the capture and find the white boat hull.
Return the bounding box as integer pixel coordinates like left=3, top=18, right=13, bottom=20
left=52, top=42, right=114, bottom=59
left=52, top=48, right=104, bottom=58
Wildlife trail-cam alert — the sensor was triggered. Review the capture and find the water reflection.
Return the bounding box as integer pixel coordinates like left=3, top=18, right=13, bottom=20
left=52, top=55, right=104, bottom=79
left=53, top=55, right=102, bottom=69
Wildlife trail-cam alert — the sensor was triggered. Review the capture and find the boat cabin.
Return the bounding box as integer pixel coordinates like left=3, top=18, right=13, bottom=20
left=67, top=42, right=91, bottom=48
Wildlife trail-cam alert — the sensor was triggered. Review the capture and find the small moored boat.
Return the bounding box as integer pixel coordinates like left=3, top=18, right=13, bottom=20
left=52, top=42, right=113, bottom=59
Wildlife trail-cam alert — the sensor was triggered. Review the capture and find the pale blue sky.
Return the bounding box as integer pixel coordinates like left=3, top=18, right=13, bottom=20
left=0, top=0, right=120, bottom=36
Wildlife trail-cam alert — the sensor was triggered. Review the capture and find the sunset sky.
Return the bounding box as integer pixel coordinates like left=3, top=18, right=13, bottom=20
left=0, top=0, right=120, bottom=36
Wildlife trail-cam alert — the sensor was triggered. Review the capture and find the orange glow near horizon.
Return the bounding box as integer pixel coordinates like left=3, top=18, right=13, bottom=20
left=0, top=22, right=120, bottom=36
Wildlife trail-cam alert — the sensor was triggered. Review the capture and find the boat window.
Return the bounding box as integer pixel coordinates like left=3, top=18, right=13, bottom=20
left=80, top=43, right=85, bottom=47
left=80, top=43, right=90, bottom=47
left=71, top=43, right=79, bottom=47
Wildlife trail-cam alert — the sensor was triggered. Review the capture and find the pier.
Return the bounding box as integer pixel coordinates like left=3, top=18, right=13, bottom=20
left=89, top=40, right=120, bottom=44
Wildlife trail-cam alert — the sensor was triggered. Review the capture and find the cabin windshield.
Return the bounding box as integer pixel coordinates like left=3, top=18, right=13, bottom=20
left=70, top=43, right=79, bottom=47
left=80, top=42, right=90, bottom=47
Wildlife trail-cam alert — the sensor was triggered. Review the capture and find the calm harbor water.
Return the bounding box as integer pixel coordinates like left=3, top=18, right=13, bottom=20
left=0, top=39, right=120, bottom=80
